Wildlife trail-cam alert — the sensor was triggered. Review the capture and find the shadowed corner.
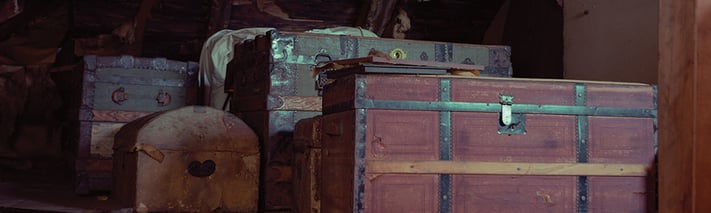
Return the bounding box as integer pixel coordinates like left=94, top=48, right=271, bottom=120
left=647, top=154, right=658, bottom=213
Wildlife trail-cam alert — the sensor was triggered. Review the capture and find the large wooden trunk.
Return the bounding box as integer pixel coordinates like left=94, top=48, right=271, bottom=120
left=70, top=55, right=197, bottom=194
left=320, top=67, right=657, bottom=212
left=293, top=116, right=323, bottom=213
left=226, top=30, right=512, bottom=211
left=113, top=106, right=259, bottom=212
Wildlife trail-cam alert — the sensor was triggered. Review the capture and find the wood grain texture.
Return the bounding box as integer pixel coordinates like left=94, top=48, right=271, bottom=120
left=113, top=106, right=259, bottom=212
left=89, top=122, right=125, bottom=158
left=696, top=1, right=711, bottom=211
left=366, top=161, right=648, bottom=176
left=91, top=110, right=152, bottom=122
left=274, top=95, right=321, bottom=111
left=452, top=176, right=576, bottom=213
left=658, top=0, right=702, bottom=212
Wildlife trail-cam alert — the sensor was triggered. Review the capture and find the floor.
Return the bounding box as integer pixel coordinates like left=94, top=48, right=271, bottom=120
left=0, top=159, right=125, bottom=213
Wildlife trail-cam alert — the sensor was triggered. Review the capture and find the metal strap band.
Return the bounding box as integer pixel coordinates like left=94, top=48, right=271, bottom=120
left=353, top=99, right=657, bottom=118
left=354, top=77, right=368, bottom=212
left=439, top=79, right=452, bottom=213
left=575, top=84, right=589, bottom=213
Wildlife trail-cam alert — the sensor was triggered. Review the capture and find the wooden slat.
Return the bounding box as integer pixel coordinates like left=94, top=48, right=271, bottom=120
left=659, top=0, right=711, bottom=212
left=366, top=161, right=649, bottom=176
left=274, top=96, right=321, bottom=111
left=91, top=110, right=153, bottom=122
left=90, top=122, right=125, bottom=157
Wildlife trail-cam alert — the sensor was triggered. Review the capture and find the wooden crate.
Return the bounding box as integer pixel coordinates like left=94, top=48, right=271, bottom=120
left=320, top=67, right=657, bottom=212
left=113, top=106, right=259, bottom=212
left=226, top=29, right=512, bottom=211
left=69, top=55, right=197, bottom=194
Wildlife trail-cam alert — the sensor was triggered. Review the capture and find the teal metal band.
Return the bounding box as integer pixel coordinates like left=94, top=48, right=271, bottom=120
left=355, top=99, right=657, bottom=118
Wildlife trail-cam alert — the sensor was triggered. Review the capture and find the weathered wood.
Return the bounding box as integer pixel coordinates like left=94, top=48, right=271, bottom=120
left=91, top=110, right=152, bottom=123
left=274, top=96, right=322, bottom=111
left=658, top=0, right=711, bottom=212
left=113, top=106, right=259, bottom=212
left=293, top=116, right=322, bottom=213
left=366, top=161, right=649, bottom=176
left=89, top=122, right=125, bottom=158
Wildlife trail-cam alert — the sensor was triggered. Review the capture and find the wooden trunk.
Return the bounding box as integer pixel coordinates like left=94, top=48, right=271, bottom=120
left=226, top=29, right=512, bottom=211
left=113, top=106, right=259, bottom=212
left=320, top=67, right=657, bottom=212
left=70, top=55, right=197, bottom=194
left=293, top=116, right=322, bottom=213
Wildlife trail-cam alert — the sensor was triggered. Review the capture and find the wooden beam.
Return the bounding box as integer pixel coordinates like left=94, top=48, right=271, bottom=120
left=658, top=0, right=711, bottom=212
left=366, top=161, right=649, bottom=176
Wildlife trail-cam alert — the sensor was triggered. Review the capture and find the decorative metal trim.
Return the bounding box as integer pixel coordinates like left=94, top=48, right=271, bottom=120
left=446, top=43, right=454, bottom=62
left=269, top=31, right=297, bottom=96
left=435, top=44, right=446, bottom=62
left=351, top=99, right=657, bottom=118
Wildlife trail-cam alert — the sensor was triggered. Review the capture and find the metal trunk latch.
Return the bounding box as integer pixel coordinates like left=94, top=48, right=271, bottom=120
left=498, top=94, right=526, bottom=135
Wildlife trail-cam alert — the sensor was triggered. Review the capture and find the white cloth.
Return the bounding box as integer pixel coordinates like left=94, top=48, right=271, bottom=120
left=304, top=27, right=379, bottom=37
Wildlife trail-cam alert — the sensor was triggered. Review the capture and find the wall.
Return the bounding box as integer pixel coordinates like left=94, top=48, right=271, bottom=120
left=564, top=0, right=658, bottom=84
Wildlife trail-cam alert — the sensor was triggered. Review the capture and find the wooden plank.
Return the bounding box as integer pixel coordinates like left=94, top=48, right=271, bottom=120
left=91, top=110, right=152, bottom=122
left=695, top=0, right=711, bottom=211
left=274, top=96, right=321, bottom=111
left=90, top=122, right=125, bottom=158
left=658, top=0, right=711, bottom=212
left=366, top=161, right=649, bottom=176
